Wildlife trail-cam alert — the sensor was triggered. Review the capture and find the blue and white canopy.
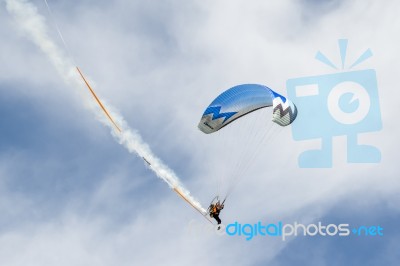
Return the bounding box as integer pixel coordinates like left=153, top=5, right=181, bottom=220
left=198, top=84, right=297, bottom=134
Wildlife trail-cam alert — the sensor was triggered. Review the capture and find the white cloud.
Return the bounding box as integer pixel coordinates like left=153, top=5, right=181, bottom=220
left=1, top=0, right=399, bottom=265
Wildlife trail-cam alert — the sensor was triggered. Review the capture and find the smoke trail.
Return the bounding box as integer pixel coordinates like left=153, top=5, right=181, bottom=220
left=5, top=0, right=207, bottom=215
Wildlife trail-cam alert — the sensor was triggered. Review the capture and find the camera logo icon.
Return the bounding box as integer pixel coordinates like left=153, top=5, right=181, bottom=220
left=287, top=39, right=382, bottom=168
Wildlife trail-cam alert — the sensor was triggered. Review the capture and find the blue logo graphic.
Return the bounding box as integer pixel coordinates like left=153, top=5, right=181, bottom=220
left=287, top=39, right=382, bottom=168
left=203, top=106, right=237, bottom=123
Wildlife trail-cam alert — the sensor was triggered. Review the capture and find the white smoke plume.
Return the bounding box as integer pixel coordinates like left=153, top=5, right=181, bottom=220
left=5, top=0, right=207, bottom=215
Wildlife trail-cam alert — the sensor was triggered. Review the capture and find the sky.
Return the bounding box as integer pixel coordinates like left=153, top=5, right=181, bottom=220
left=1, top=0, right=400, bottom=265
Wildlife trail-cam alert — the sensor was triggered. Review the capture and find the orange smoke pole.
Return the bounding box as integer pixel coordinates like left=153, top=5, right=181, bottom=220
left=76, top=66, right=122, bottom=133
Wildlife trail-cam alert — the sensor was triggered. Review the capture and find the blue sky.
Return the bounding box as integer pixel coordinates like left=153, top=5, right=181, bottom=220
left=1, top=0, right=400, bottom=265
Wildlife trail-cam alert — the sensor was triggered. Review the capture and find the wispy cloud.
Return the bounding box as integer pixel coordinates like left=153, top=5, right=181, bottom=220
left=1, top=0, right=399, bottom=265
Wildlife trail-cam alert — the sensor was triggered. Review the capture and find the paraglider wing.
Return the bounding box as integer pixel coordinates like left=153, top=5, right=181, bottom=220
left=270, top=89, right=298, bottom=126
left=198, top=84, right=297, bottom=134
